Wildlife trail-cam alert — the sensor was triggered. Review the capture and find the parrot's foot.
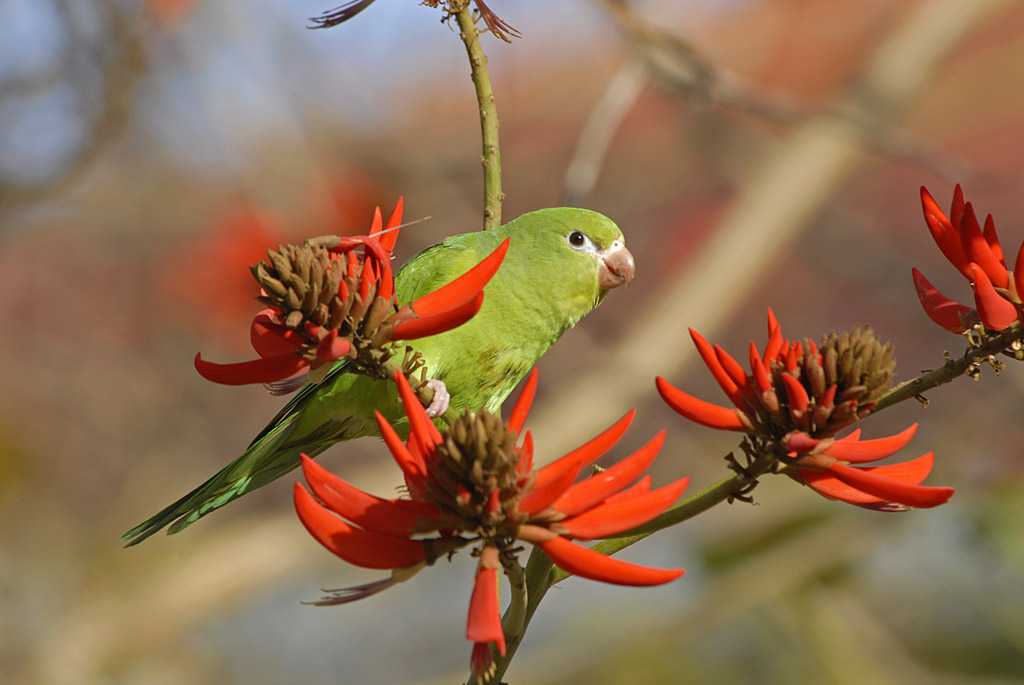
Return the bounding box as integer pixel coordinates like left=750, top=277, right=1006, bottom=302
left=425, top=380, right=450, bottom=418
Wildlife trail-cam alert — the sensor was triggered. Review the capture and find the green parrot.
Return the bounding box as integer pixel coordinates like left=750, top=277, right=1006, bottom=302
left=123, top=208, right=635, bottom=545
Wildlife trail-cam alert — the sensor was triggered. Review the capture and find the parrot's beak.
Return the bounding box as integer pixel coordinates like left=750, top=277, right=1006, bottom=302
left=597, top=240, right=635, bottom=289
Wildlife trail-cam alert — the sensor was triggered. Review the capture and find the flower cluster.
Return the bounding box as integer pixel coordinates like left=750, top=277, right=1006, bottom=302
left=294, top=369, right=688, bottom=680
left=193, top=200, right=508, bottom=393
left=913, top=185, right=1023, bottom=333
left=656, top=310, right=953, bottom=510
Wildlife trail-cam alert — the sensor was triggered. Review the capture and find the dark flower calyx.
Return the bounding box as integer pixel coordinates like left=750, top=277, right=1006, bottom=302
left=427, top=410, right=526, bottom=528
left=819, top=326, right=896, bottom=405
left=252, top=242, right=346, bottom=328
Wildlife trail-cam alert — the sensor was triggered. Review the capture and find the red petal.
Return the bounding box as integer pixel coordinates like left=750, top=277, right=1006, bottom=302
left=960, top=203, right=1009, bottom=289
left=819, top=384, right=837, bottom=409
left=766, top=307, right=780, bottom=336
left=300, top=455, right=430, bottom=536
left=785, top=432, right=823, bottom=455
left=911, top=268, right=971, bottom=333
left=923, top=212, right=973, bottom=281
left=780, top=373, right=809, bottom=412
left=194, top=351, right=308, bottom=385
left=784, top=344, right=799, bottom=372
left=552, top=431, right=666, bottom=517
left=921, top=187, right=972, bottom=279
left=950, top=185, right=965, bottom=230
left=1016, top=241, right=1024, bottom=304
left=983, top=213, right=1005, bottom=265
left=823, top=423, right=917, bottom=463
left=689, top=329, right=743, bottom=408
left=970, top=264, right=1018, bottom=330
left=293, top=484, right=427, bottom=568
left=507, top=368, right=538, bottom=436
left=531, top=410, right=635, bottom=491
left=316, top=330, right=351, bottom=361
left=919, top=186, right=946, bottom=225
left=378, top=262, right=394, bottom=301
left=409, top=239, right=509, bottom=316
left=538, top=535, right=685, bottom=586
left=656, top=376, right=747, bottom=431
left=749, top=342, right=771, bottom=393
left=250, top=311, right=302, bottom=357
left=374, top=410, right=426, bottom=486
left=466, top=548, right=505, bottom=652
left=358, top=257, right=373, bottom=300
left=394, top=372, right=443, bottom=455
left=517, top=430, right=534, bottom=475
left=560, top=477, right=689, bottom=540
left=602, top=475, right=651, bottom=504
left=714, top=344, right=752, bottom=403
left=368, top=206, right=383, bottom=235
left=763, top=309, right=784, bottom=362
left=801, top=454, right=954, bottom=508
left=391, top=291, right=485, bottom=340
left=369, top=198, right=404, bottom=254
left=518, top=457, right=583, bottom=516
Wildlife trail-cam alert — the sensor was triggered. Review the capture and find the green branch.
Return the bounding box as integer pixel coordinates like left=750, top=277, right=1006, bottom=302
left=871, top=323, right=1024, bottom=412
left=454, top=4, right=503, bottom=229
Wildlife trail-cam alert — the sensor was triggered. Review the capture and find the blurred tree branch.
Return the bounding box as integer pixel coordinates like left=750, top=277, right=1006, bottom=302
left=564, top=0, right=976, bottom=203
left=0, top=0, right=146, bottom=220
left=534, top=0, right=1014, bottom=460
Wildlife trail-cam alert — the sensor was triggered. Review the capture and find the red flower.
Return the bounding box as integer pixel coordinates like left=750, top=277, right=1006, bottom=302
left=781, top=427, right=952, bottom=510
left=914, top=185, right=1022, bottom=332
left=193, top=199, right=509, bottom=388
left=657, top=310, right=953, bottom=510
left=294, top=369, right=687, bottom=678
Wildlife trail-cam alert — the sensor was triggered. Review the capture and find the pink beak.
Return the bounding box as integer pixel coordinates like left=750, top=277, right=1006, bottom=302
left=597, top=240, right=635, bottom=289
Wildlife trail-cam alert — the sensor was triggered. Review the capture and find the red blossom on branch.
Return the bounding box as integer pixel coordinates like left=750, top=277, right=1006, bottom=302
left=192, top=200, right=509, bottom=390
left=657, top=311, right=953, bottom=510
left=781, top=427, right=952, bottom=510
left=913, top=185, right=1023, bottom=333
left=294, top=369, right=687, bottom=679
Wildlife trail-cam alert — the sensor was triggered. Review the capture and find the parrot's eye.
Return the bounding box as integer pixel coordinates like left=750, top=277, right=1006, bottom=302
left=566, top=230, right=593, bottom=251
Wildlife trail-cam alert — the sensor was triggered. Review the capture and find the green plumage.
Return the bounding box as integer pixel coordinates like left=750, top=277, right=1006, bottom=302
left=123, top=208, right=626, bottom=545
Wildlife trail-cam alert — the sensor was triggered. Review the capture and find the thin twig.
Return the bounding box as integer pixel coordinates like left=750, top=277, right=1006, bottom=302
left=0, top=1, right=145, bottom=219
left=871, top=324, right=1024, bottom=412
left=454, top=3, right=503, bottom=229
left=563, top=57, right=649, bottom=205
left=593, top=0, right=976, bottom=184
left=490, top=546, right=555, bottom=683
left=500, top=556, right=529, bottom=648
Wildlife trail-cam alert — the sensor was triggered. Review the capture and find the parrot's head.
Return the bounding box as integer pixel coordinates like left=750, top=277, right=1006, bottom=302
left=498, top=207, right=635, bottom=323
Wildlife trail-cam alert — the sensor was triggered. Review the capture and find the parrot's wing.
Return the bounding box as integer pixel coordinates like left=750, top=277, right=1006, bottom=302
left=245, top=359, right=350, bottom=448
left=122, top=360, right=373, bottom=546
left=121, top=411, right=304, bottom=545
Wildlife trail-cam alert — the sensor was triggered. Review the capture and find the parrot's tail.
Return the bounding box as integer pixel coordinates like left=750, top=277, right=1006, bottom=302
left=121, top=414, right=309, bottom=546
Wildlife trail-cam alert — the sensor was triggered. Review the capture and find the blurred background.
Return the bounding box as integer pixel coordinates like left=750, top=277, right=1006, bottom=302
left=3, top=0, right=1024, bottom=682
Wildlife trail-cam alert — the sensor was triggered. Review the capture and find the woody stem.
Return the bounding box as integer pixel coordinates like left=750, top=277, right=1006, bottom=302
left=454, top=2, right=503, bottom=229
left=870, top=323, right=1024, bottom=412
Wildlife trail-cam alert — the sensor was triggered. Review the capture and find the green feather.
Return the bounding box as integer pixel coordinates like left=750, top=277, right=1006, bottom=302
left=122, top=208, right=625, bottom=545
